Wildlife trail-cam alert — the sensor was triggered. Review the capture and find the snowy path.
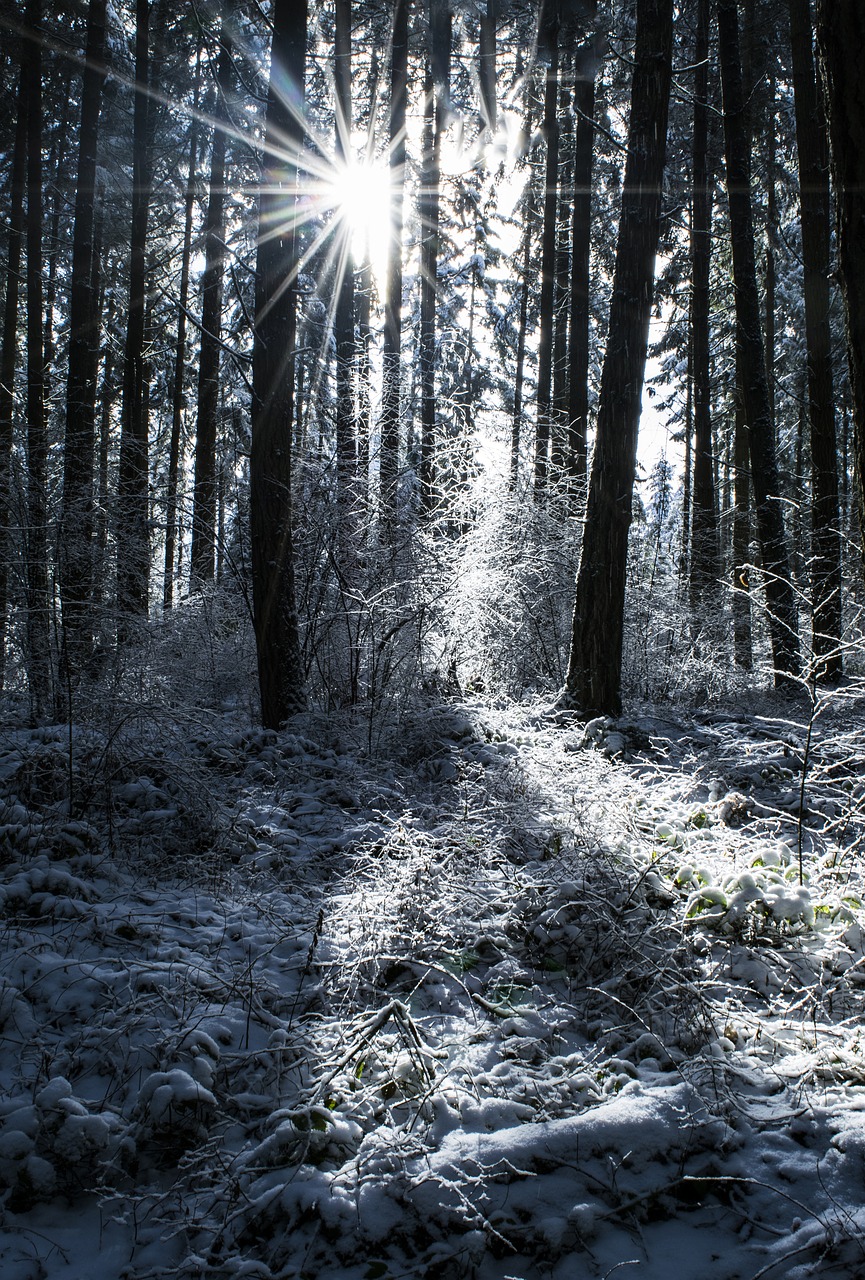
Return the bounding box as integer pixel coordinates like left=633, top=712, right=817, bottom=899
left=2, top=696, right=865, bottom=1278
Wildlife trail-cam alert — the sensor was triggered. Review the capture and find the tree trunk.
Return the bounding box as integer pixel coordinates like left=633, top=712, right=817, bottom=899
left=689, top=0, right=720, bottom=608
left=816, top=1, right=865, bottom=577
left=533, top=30, right=560, bottom=495
left=510, top=196, right=534, bottom=491
left=717, top=0, right=800, bottom=685
left=732, top=382, right=753, bottom=668
left=0, top=59, right=28, bottom=692
left=790, top=0, right=841, bottom=679
left=563, top=0, right=674, bottom=715
left=249, top=0, right=307, bottom=727
left=419, top=0, right=449, bottom=510
left=334, top=0, right=357, bottom=546
left=567, top=63, right=595, bottom=500
left=59, top=0, right=107, bottom=678
left=378, top=0, right=408, bottom=535
left=117, top=0, right=156, bottom=625
left=164, top=60, right=201, bottom=610
left=24, top=0, right=53, bottom=719
left=191, top=28, right=232, bottom=589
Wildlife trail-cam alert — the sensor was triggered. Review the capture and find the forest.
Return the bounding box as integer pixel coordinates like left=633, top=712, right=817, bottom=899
left=3, top=0, right=865, bottom=1277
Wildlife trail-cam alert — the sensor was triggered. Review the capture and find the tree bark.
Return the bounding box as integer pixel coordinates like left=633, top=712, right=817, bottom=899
left=567, top=64, right=595, bottom=500
left=689, top=0, right=720, bottom=607
left=789, top=0, right=841, bottom=679
left=117, top=0, right=156, bottom=625
left=717, top=0, right=800, bottom=685
left=378, top=0, right=408, bottom=535
left=164, top=60, right=201, bottom=610
left=59, top=0, right=107, bottom=676
left=0, top=58, right=28, bottom=692
left=510, top=195, right=534, bottom=491
left=563, top=0, right=674, bottom=715
left=816, top=0, right=865, bottom=572
left=23, top=0, right=53, bottom=718
left=533, top=29, right=560, bottom=495
left=334, top=0, right=357, bottom=545
left=249, top=0, right=308, bottom=727
left=419, top=0, right=449, bottom=510
left=191, top=27, right=233, bottom=589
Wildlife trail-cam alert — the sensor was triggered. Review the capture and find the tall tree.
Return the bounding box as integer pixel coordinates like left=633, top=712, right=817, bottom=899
left=717, top=0, right=799, bottom=685
left=688, top=0, right=720, bottom=608
left=419, top=0, right=450, bottom=509
left=562, top=0, right=674, bottom=714
left=566, top=42, right=597, bottom=498
left=23, top=0, right=52, bottom=719
left=59, top=0, right=108, bottom=676
left=378, top=0, right=409, bottom=534
left=116, top=0, right=157, bottom=625
left=249, top=0, right=308, bottom=727
left=815, top=1, right=865, bottom=573
left=333, top=0, right=357, bottom=546
left=789, top=0, right=841, bottom=679
left=164, top=60, right=201, bottom=610
left=0, top=58, right=28, bottom=691
left=190, top=25, right=233, bottom=589
left=533, top=6, right=560, bottom=494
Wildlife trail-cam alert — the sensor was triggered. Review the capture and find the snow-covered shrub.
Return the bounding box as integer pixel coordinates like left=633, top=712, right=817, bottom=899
left=441, top=486, right=580, bottom=697
left=0, top=1077, right=122, bottom=1210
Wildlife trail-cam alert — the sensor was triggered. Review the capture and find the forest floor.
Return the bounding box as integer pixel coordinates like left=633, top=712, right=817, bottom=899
left=2, top=685, right=865, bottom=1279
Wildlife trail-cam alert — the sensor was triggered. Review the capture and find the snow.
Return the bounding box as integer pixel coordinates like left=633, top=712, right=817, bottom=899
left=2, top=691, right=865, bottom=1278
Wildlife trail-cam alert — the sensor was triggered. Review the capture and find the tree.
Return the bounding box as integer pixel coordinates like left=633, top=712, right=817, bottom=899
left=333, top=0, right=357, bottom=547
left=249, top=0, right=308, bottom=728
left=59, top=0, right=108, bottom=676
left=23, top=0, right=53, bottom=719
left=419, top=0, right=450, bottom=509
left=191, top=23, right=233, bottom=589
left=562, top=0, right=674, bottom=715
left=378, top=0, right=408, bottom=535
left=533, top=5, right=560, bottom=495
left=789, top=0, right=841, bottom=679
left=117, top=0, right=158, bottom=625
left=566, top=40, right=599, bottom=498
left=164, top=58, right=201, bottom=610
left=0, top=54, right=28, bottom=692
left=688, top=0, right=720, bottom=609
left=717, top=0, right=799, bottom=686
left=815, top=0, right=865, bottom=573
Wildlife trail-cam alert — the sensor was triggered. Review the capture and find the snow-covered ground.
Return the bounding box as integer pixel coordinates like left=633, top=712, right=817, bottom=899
left=3, top=689, right=865, bottom=1279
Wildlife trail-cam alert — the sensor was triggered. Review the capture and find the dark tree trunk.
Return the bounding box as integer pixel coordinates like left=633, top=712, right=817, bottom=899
left=533, top=29, right=560, bottom=495
left=378, top=0, right=408, bottom=534
left=164, top=62, right=201, bottom=610
left=732, top=387, right=753, bottom=668
left=567, top=64, right=595, bottom=500
left=191, top=29, right=233, bottom=589
left=689, top=0, right=720, bottom=607
left=551, top=77, right=572, bottom=481
left=249, top=0, right=307, bottom=727
left=333, top=0, right=357, bottom=543
left=59, top=0, right=107, bottom=676
left=563, top=0, right=674, bottom=715
left=24, top=0, right=52, bottom=718
left=510, top=197, right=534, bottom=491
left=117, top=0, right=156, bottom=625
left=816, top=1, right=865, bottom=577
left=419, top=0, right=449, bottom=509
left=717, top=0, right=800, bottom=685
left=0, top=60, right=28, bottom=692
left=356, top=258, right=372, bottom=503
left=790, top=0, right=841, bottom=680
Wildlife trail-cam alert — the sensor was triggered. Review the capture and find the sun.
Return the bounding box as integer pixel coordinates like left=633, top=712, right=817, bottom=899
left=328, top=153, right=393, bottom=286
